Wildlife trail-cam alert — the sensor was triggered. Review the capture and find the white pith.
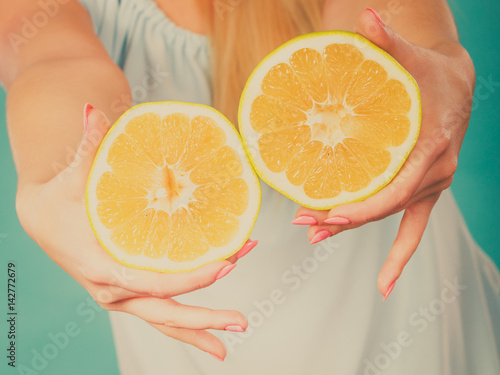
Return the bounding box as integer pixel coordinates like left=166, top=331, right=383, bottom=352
left=86, top=102, right=261, bottom=272
left=239, top=32, right=421, bottom=209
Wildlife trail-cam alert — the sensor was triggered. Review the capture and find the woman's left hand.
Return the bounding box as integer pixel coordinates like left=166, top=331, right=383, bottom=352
left=294, top=9, right=475, bottom=298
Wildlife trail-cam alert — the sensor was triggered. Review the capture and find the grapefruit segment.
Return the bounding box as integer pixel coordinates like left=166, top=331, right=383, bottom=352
left=250, top=95, right=307, bottom=133
left=262, top=63, right=313, bottom=111
left=258, top=125, right=311, bottom=173
left=285, top=141, right=324, bottom=186
left=86, top=102, right=261, bottom=272
left=303, top=145, right=341, bottom=200
left=239, top=31, right=421, bottom=209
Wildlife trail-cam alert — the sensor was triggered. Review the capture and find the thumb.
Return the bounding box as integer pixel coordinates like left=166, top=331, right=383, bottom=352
left=65, top=103, right=111, bottom=191
left=355, top=8, right=418, bottom=71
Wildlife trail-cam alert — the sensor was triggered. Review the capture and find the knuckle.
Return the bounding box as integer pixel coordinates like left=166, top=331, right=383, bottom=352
left=191, top=279, right=210, bottom=293
left=88, top=288, right=114, bottom=307
left=149, top=284, right=172, bottom=299
left=431, top=128, right=451, bottom=156
left=15, top=193, right=33, bottom=238
left=445, top=157, right=458, bottom=178
left=80, top=266, right=107, bottom=284
left=436, top=156, right=458, bottom=182
left=161, top=318, right=177, bottom=327
left=441, top=176, right=454, bottom=191
left=98, top=301, right=116, bottom=311
left=394, top=187, right=412, bottom=208
left=357, top=212, right=372, bottom=225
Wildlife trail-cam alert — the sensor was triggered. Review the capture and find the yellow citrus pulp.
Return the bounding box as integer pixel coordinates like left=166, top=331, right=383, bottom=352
left=239, top=31, right=421, bottom=209
left=86, top=102, right=261, bottom=272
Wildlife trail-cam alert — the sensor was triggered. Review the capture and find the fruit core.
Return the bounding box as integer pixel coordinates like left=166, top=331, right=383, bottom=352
left=308, top=102, right=352, bottom=145
left=150, top=166, right=194, bottom=212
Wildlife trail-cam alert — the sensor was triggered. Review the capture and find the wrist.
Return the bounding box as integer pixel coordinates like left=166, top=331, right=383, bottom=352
left=15, top=183, right=45, bottom=244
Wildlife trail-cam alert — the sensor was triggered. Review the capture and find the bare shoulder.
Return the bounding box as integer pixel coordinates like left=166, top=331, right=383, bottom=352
left=0, top=0, right=110, bottom=87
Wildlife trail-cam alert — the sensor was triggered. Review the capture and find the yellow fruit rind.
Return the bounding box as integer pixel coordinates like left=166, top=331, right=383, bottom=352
left=86, top=101, right=261, bottom=273
left=238, top=31, right=421, bottom=210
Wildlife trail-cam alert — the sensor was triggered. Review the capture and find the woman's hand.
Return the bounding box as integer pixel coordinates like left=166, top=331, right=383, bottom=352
left=15, top=105, right=258, bottom=361
left=294, top=9, right=475, bottom=298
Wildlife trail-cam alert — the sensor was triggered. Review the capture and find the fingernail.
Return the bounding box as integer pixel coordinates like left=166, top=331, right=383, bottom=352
left=324, top=216, right=351, bottom=225
left=84, top=103, right=94, bottom=133
left=225, top=324, right=245, bottom=332
left=366, top=8, right=384, bottom=26
left=310, top=230, right=331, bottom=245
left=216, top=264, right=237, bottom=280
left=292, top=215, right=318, bottom=225
left=236, top=240, right=258, bottom=259
left=210, top=353, right=224, bottom=362
left=383, top=280, right=396, bottom=301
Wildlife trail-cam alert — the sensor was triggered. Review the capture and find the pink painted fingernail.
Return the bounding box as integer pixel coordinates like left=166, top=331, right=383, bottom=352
left=216, top=264, right=237, bottom=280
left=292, top=216, right=318, bottom=225
left=366, top=8, right=384, bottom=26
left=324, top=216, right=351, bottom=225
left=236, top=240, right=258, bottom=259
left=83, top=103, right=93, bottom=133
left=383, top=280, right=396, bottom=301
left=225, top=324, right=245, bottom=332
left=210, top=353, right=224, bottom=362
left=310, top=230, right=331, bottom=245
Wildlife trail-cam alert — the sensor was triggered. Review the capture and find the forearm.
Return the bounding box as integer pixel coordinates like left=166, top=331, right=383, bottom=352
left=7, top=57, right=130, bottom=187
left=0, top=1, right=131, bottom=188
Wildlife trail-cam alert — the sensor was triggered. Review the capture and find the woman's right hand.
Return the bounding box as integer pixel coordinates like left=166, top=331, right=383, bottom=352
left=15, top=105, right=257, bottom=361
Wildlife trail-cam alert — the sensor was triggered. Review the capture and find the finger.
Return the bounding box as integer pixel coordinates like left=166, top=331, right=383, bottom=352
left=324, top=135, right=438, bottom=227
left=294, top=209, right=349, bottom=244
left=81, top=254, right=237, bottom=299
left=355, top=8, right=419, bottom=72
left=377, top=193, right=441, bottom=297
left=65, top=103, right=111, bottom=192
left=293, top=207, right=329, bottom=225
left=306, top=224, right=342, bottom=244
left=86, top=283, right=144, bottom=305
left=234, top=239, right=258, bottom=260
left=296, top=124, right=443, bottom=228
left=406, top=175, right=453, bottom=208
left=149, top=323, right=227, bottom=361
left=110, top=297, right=247, bottom=331
left=225, top=239, right=258, bottom=263
left=225, top=253, right=239, bottom=263
left=404, top=149, right=456, bottom=207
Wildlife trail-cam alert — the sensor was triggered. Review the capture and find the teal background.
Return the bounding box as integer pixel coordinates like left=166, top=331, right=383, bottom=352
left=1, top=1, right=499, bottom=374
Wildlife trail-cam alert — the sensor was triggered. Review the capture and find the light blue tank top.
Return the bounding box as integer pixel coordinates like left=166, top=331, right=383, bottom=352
left=78, top=1, right=500, bottom=374
left=81, top=0, right=212, bottom=106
